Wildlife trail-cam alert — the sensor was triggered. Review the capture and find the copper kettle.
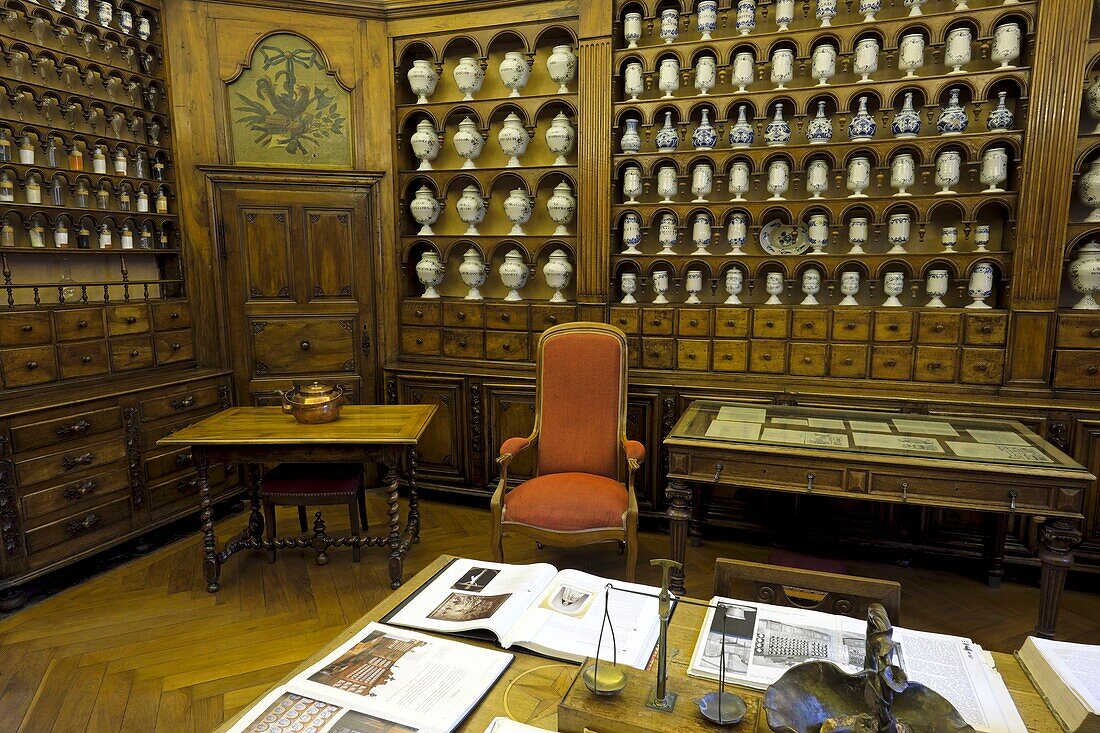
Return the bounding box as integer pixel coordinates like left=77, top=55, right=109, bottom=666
left=279, top=382, right=345, bottom=424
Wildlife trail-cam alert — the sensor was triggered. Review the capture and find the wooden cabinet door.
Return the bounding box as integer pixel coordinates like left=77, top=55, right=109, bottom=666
left=216, top=182, right=376, bottom=404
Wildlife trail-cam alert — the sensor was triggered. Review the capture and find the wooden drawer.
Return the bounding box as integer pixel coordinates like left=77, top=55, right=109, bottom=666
left=252, top=317, right=356, bottom=375
left=641, top=338, right=674, bottom=369
left=626, top=336, right=641, bottom=368
left=1056, top=313, right=1100, bottom=348
left=109, top=335, right=155, bottom=371
left=753, top=309, right=790, bottom=339
left=960, top=347, right=1005, bottom=385
left=714, top=309, right=749, bottom=338
left=144, top=446, right=196, bottom=483
left=11, top=406, right=122, bottom=454
left=677, top=339, right=710, bottom=370
left=1053, top=350, right=1100, bottom=390
left=963, top=313, right=1007, bottom=345
left=485, top=304, right=529, bottom=331
left=790, top=342, right=827, bottom=376
left=442, top=328, right=485, bottom=359
left=141, top=408, right=222, bottom=447
left=873, top=311, right=913, bottom=341
left=155, top=330, right=194, bottom=365
left=401, top=326, right=440, bottom=356
left=106, top=304, right=151, bottom=336
left=25, top=496, right=132, bottom=556
left=917, top=312, right=960, bottom=344
left=442, top=302, right=484, bottom=328
left=713, top=339, right=748, bottom=371
left=831, top=310, right=871, bottom=341
left=16, top=438, right=126, bottom=488
left=749, top=339, right=787, bottom=374
left=531, top=304, right=576, bottom=331
left=640, top=308, right=675, bottom=335
left=22, top=466, right=131, bottom=528
left=610, top=307, right=640, bottom=334
left=687, top=453, right=844, bottom=492
left=829, top=344, right=868, bottom=378
left=867, top=472, right=1058, bottom=513
left=0, top=311, right=52, bottom=346
left=678, top=310, right=712, bottom=337
left=1, top=346, right=58, bottom=388
left=791, top=310, right=828, bottom=341
left=485, top=331, right=529, bottom=361
left=149, top=464, right=233, bottom=518
left=151, top=301, right=192, bottom=331
left=59, top=340, right=110, bottom=379
left=914, top=346, right=957, bottom=383
left=54, top=307, right=105, bottom=342
left=140, top=383, right=227, bottom=423
left=401, top=300, right=441, bottom=326
left=871, top=345, right=913, bottom=380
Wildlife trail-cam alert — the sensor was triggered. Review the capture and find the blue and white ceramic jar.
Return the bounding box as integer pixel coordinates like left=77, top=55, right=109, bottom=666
left=655, top=111, right=679, bottom=152
left=891, top=92, right=922, bottom=138
left=986, top=91, right=1013, bottom=131
left=859, top=0, right=881, bottom=22
left=96, top=0, right=112, bottom=26
left=620, top=118, right=641, bottom=153
left=728, top=105, right=755, bottom=148
left=660, top=8, right=680, bottom=43
left=848, top=96, right=876, bottom=141
left=623, top=13, right=642, bottom=49
left=697, top=1, right=718, bottom=41
left=815, top=0, right=836, bottom=26
left=937, top=88, right=969, bottom=135
left=691, top=109, right=718, bottom=150
left=806, top=101, right=833, bottom=144
left=966, top=262, right=994, bottom=309
left=621, top=213, right=642, bottom=254
left=764, top=103, right=791, bottom=147
left=736, top=0, right=756, bottom=35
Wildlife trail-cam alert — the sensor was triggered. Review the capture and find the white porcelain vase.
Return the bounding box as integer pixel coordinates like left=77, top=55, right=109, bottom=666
left=847, top=156, right=871, bottom=198
left=887, top=214, right=911, bottom=254
left=499, top=249, right=528, bottom=301
left=1078, top=160, right=1100, bottom=222
left=503, top=188, right=533, bottom=235
left=407, top=60, right=438, bottom=104
left=651, top=270, right=670, bottom=304
left=623, top=62, right=644, bottom=101
left=409, top=186, right=442, bottom=236
left=839, top=271, right=861, bottom=305
left=812, top=43, right=836, bottom=86
left=658, top=58, right=680, bottom=99
left=452, top=117, right=484, bottom=169
left=724, top=268, right=744, bottom=304
left=658, top=213, right=679, bottom=254
left=770, top=48, right=794, bottom=89
left=854, top=38, right=879, bottom=81
left=966, top=262, right=994, bottom=309
left=848, top=217, right=868, bottom=254
left=545, top=112, right=575, bottom=166
left=807, top=158, right=830, bottom=199
left=807, top=214, right=829, bottom=253
left=546, top=182, right=576, bottom=235
left=691, top=162, right=714, bottom=202
left=941, top=226, right=958, bottom=253
left=727, top=212, right=747, bottom=254
left=620, top=272, right=638, bottom=304
left=980, top=147, right=1009, bottom=193
left=926, top=269, right=949, bottom=307
left=453, top=57, right=484, bottom=101
left=898, top=33, right=925, bottom=77
left=660, top=8, right=680, bottom=43
left=497, top=112, right=529, bottom=168
left=409, top=119, right=440, bottom=171
left=685, top=269, right=704, bottom=304
left=542, top=249, right=573, bottom=303
left=621, top=212, right=642, bottom=254
left=623, top=12, right=642, bottom=49
left=890, top=153, right=915, bottom=197
left=415, top=250, right=444, bottom=299
left=657, top=165, right=679, bottom=203
left=697, top=1, right=718, bottom=40
left=801, top=268, right=822, bottom=305
left=499, top=51, right=530, bottom=98
left=765, top=272, right=784, bottom=305
left=935, top=150, right=962, bottom=194
left=691, top=213, right=712, bottom=254
left=546, top=45, right=577, bottom=94
left=766, top=159, right=789, bottom=201
left=456, top=185, right=487, bottom=235
left=459, top=248, right=487, bottom=300
left=883, top=272, right=905, bottom=307
left=694, top=55, right=717, bottom=96
left=732, top=52, right=755, bottom=92
left=991, top=22, right=1021, bottom=68
left=945, top=27, right=972, bottom=74
left=622, top=165, right=643, bottom=203
left=728, top=160, right=751, bottom=201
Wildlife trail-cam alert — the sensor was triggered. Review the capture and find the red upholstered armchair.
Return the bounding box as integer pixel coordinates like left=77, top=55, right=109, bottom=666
left=490, top=322, right=645, bottom=580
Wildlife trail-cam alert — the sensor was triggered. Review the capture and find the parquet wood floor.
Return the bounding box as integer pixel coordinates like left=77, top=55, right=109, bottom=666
left=1, top=492, right=1098, bottom=732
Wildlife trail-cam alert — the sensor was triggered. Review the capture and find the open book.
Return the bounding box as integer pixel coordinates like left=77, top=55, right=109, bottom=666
left=688, top=597, right=1027, bottom=733
left=1017, top=637, right=1100, bottom=733
left=225, top=622, right=511, bottom=733
left=384, top=557, right=662, bottom=669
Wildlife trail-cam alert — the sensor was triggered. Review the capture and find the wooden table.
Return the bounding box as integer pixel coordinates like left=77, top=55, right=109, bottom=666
left=216, top=554, right=1062, bottom=733
left=158, top=405, right=436, bottom=592
left=663, top=400, right=1094, bottom=639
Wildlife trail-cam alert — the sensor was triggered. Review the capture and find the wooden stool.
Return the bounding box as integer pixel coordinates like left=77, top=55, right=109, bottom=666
left=261, top=463, right=368, bottom=563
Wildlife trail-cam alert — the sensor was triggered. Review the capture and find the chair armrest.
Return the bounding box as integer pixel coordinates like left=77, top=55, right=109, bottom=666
left=498, top=436, right=533, bottom=465
left=622, top=439, right=646, bottom=466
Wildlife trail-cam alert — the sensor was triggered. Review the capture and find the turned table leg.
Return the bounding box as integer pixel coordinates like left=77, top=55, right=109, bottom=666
left=384, top=450, right=403, bottom=589
left=245, top=463, right=264, bottom=540
left=407, top=448, right=421, bottom=544
left=196, top=449, right=220, bottom=593
left=1036, top=517, right=1082, bottom=639
left=984, top=512, right=1008, bottom=588
left=666, top=479, right=691, bottom=595
left=689, top=483, right=703, bottom=548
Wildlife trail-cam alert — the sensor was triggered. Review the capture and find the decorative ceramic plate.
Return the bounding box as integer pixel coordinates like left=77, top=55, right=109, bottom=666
left=759, top=219, right=810, bottom=255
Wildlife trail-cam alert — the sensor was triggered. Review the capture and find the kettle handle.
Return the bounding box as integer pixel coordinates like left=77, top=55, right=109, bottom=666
left=276, top=389, right=294, bottom=414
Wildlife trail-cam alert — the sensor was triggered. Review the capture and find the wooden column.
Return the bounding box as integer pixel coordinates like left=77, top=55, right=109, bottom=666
left=577, top=0, right=613, bottom=307
left=1007, top=1, right=1092, bottom=385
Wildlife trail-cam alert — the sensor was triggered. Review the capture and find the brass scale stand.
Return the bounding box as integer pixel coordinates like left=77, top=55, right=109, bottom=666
left=581, top=559, right=748, bottom=726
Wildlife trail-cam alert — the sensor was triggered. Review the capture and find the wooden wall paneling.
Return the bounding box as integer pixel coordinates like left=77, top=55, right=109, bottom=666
left=1007, top=0, right=1093, bottom=384
left=577, top=0, right=613, bottom=304
left=396, top=374, right=468, bottom=484
left=1072, top=418, right=1100, bottom=564
left=486, top=384, right=538, bottom=483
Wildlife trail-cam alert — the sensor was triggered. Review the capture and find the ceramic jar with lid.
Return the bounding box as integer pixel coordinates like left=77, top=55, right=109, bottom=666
left=409, top=119, right=440, bottom=171
left=407, top=60, right=438, bottom=104
left=459, top=247, right=487, bottom=300
left=409, top=186, right=442, bottom=236
left=546, top=182, right=576, bottom=236
left=497, top=112, right=529, bottom=167
left=545, top=112, right=575, bottom=166
left=456, top=186, right=487, bottom=235
left=415, top=250, right=444, bottom=299
left=499, top=249, right=528, bottom=301
left=452, top=117, right=484, bottom=169
left=503, top=189, right=532, bottom=235
left=1069, top=242, right=1100, bottom=310
left=542, top=249, right=573, bottom=303
left=499, top=51, right=530, bottom=97
left=453, top=57, right=484, bottom=101
left=546, top=45, right=577, bottom=94
left=1078, top=159, right=1100, bottom=222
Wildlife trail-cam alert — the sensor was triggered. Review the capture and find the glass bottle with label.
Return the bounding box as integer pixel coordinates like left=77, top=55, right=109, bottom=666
left=120, top=224, right=133, bottom=249
left=77, top=226, right=91, bottom=249
left=50, top=177, right=65, bottom=206
left=54, top=221, right=69, bottom=248
left=92, top=146, right=107, bottom=174
left=119, top=187, right=131, bottom=210
left=68, top=145, right=84, bottom=171
left=45, top=137, right=61, bottom=167
left=1, top=220, right=14, bottom=247
left=98, top=223, right=112, bottom=249
left=0, top=129, right=11, bottom=163
left=18, top=136, right=35, bottom=164
left=0, top=172, right=13, bottom=203
left=29, top=221, right=45, bottom=248
left=155, top=187, right=168, bottom=213
left=157, top=229, right=169, bottom=250
left=96, top=185, right=110, bottom=209
left=138, top=224, right=152, bottom=249
left=133, top=150, right=146, bottom=178
left=152, top=158, right=164, bottom=181
left=75, top=180, right=90, bottom=208
left=113, top=148, right=128, bottom=176
left=136, top=187, right=149, bottom=212
left=25, top=176, right=42, bottom=204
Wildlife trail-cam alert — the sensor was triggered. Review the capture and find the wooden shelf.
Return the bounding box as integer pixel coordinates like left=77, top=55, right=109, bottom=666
left=0, top=246, right=177, bottom=255
left=6, top=74, right=166, bottom=122
left=398, top=164, right=577, bottom=191
left=6, top=34, right=165, bottom=86
left=612, top=191, right=1017, bottom=217
left=0, top=201, right=176, bottom=220
left=611, top=251, right=1011, bottom=277
left=0, top=161, right=174, bottom=187
left=5, top=5, right=163, bottom=57
left=396, top=92, right=578, bottom=126
left=0, top=113, right=172, bottom=154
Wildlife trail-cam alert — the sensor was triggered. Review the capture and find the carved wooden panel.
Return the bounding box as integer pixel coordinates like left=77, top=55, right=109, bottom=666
left=487, top=386, right=538, bottom=482
left=397, top=376, right=465, bottom=484
left=305, top=209, right=356, bottom=301
left=249, top=317, right=356, bottom=376
left=239, top=208, right=294, bottom=301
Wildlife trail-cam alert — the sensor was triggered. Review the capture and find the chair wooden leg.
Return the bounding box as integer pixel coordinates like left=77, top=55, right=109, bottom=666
left=357, top=488, right=368, bottom=531
left=490, top=520, right=504, bottom=564
left=625, top=520, right=638, bottom=583
left=263, top=500, right=277, bottom=564
left=348, top=497, right=361, bottom=563
left=297, top=505, right=308, bottom=533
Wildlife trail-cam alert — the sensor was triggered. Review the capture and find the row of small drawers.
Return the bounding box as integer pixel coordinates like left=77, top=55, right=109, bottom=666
left=401, top=300, right=576, bottom=332
left=0, top=329, right=194, bottom=388
left=610, top=307, right=1008, bottom=345
left=1053, top=314, right=1100, bottom=390
left=637, top=339, right=1005, bottom=383
left=0, top=302, right=192, bottom=347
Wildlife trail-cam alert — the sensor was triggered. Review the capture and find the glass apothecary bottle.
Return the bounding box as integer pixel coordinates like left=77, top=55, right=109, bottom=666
left=75, top=181, right=90, bottom=208
left=0, top=129, right=11, bottom=163
left=54, top=221, right=68, bottom=248
left=59, top=258, right=77, bottom=302
left=96, top=185, right=110, bottom=209
left=1, top=220, right=14, bottom=247
left=76, top=226, right=91, bottom=249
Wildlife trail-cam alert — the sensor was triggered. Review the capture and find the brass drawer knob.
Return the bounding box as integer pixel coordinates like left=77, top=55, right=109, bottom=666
left=1089, top=366, right=1099, bottom=376
left=501, top=313, right=511, bottom=322
left=170, top=311, right=180, bottom=319
left=300, top=341, right=310, bottom=350
left=802, top=356, right=812, bottom=364
left=689, top=318, right=698, bottom=327
left=457, top=311, right=466, bottom=320
left=802, top=322, right=813, bottom=329
left=981, top=325, right=993, bottom=334
left=548, top=315, right=558, bottom=324
left=618, top=317, right=628, bottom=325
left=415, top=338, right=424, bottom=345
left=723, top=353, right=733, bottom=360
left=502, top=342, right=511, bottom=351
left=843, top=358, right=853, bottom=366
left=686, top=352, right=696, bottom=360
left=414, top=309, right=423, bottom=318
left=26, top=360, right=38, bottom=369
left=934, top=324, right=944, bottom=332
left=886, top=359, right=897, bottom=367
left=1091, top=328, right=1100, bottom=338
left=21, top=324, right=32, bottom=332
left=126, top=316, right=137, bottom=324
left=726, top=320, right=735, bottom=326
left=928, top=362, right=941, bottom=370
left=458, top=340, right=467, bottom=348
left=82, top=355, right=92, bottom=363
left=765, top=320, right=775, bottom=328
left=652, top=318, right=662, bottom=326
left=976, top=362, right=989, bottom=371
left=171, top=342, right=181, bottom=351
left=845, top=322, right=856, bottom=330
left=129, top=350, right=139, bottom=357
left=651, top=350, right=660, bottom=357
left=888, top=323, right=899, bottom=331
left=762, top=354, right=771, bottom=361
left=77, top=320, right=88, bottom=328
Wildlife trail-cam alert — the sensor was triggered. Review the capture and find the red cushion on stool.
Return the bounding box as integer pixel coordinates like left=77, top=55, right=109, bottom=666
left=262, top=463, right=363, bottom=497
left=503, top=473, right=627, bottom=531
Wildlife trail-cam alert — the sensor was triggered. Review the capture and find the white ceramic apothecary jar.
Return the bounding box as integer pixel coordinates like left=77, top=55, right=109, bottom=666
left=503, top=188, right=533, bottom=235
left=453, top=57, right=484, bottom=101
left=546, top=45, right=577, bottom=94
left=415, top=250, right=444, bottom=299
left=765, top=272, right=785, bottom=305
left=839, top=271, right=861, bottom=306
left=546, top=182, right=576, bottom=235
left=623, top=12, right=642, bottom=49
left=1079, top=160, right=1100, bottom=222
left=409, top=119, right=440, bottom=171
left=883, top=272, right=905, bottom=307
left=409, top=186, right=442, bottom=236
left=801, top=268, right=822, bottom=305
left=1069, top=241, right=1100, bottom=310
left=926, top=269, right=949, bottom=307
left=459, top=248, right=487, bottom=300
left=685, top=269, right=704, bottom=304
left=452, top=117, right=484, bottom=169
left=724, top=268, right=744, bottom=304
left=545, top=113, right=575, bottom=166
left=499, top=51, right=531, bottom=97
left=966, top=262, right=995, bottom=309
left=497, top=112, right=529, bottom=168
left=620, top=272, right=638, bottom=304
left=499, top=249, right=529, bottom=302
left=652, top=270, right=671, bottom=304
left=542, top=249, right=573, bottom=303
left=407, top=60, right=438, bottom=104
left=456, top=185, right=487, bottom=236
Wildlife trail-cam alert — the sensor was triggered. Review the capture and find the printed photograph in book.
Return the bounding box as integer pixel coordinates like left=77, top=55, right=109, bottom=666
left=452, top=567, right=501, bottom=592
left=329, top=710, right=418, bottom=733
left=752, top=618, right=864, bottom=674
left=239, top=691, right=341, bottom=733
left=538, top=584, right=593, bottom=617
left=698, top=603, right=757, bottom=675
left=308, top=631, right=427, bottom=696
left=428, top=592, right=511, bottom=622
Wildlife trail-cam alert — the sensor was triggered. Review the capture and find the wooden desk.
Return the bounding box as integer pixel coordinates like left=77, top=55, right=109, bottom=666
left=158, top=405, right=436, bottom=591
left=217, top=554, right=1062, bottom=733
left=663, top=400, right=1094, bottom=639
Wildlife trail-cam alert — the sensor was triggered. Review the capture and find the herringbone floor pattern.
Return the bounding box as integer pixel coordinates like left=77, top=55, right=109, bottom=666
left=1, top=492, right=1098, bottom=732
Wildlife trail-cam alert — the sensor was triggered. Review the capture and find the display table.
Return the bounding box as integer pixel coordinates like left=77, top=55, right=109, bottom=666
left=663, top=400, right=1094, bottom=638
left=215, top=554, right=1062, bottom=733
left=158, top=405, right=436, bottom=592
